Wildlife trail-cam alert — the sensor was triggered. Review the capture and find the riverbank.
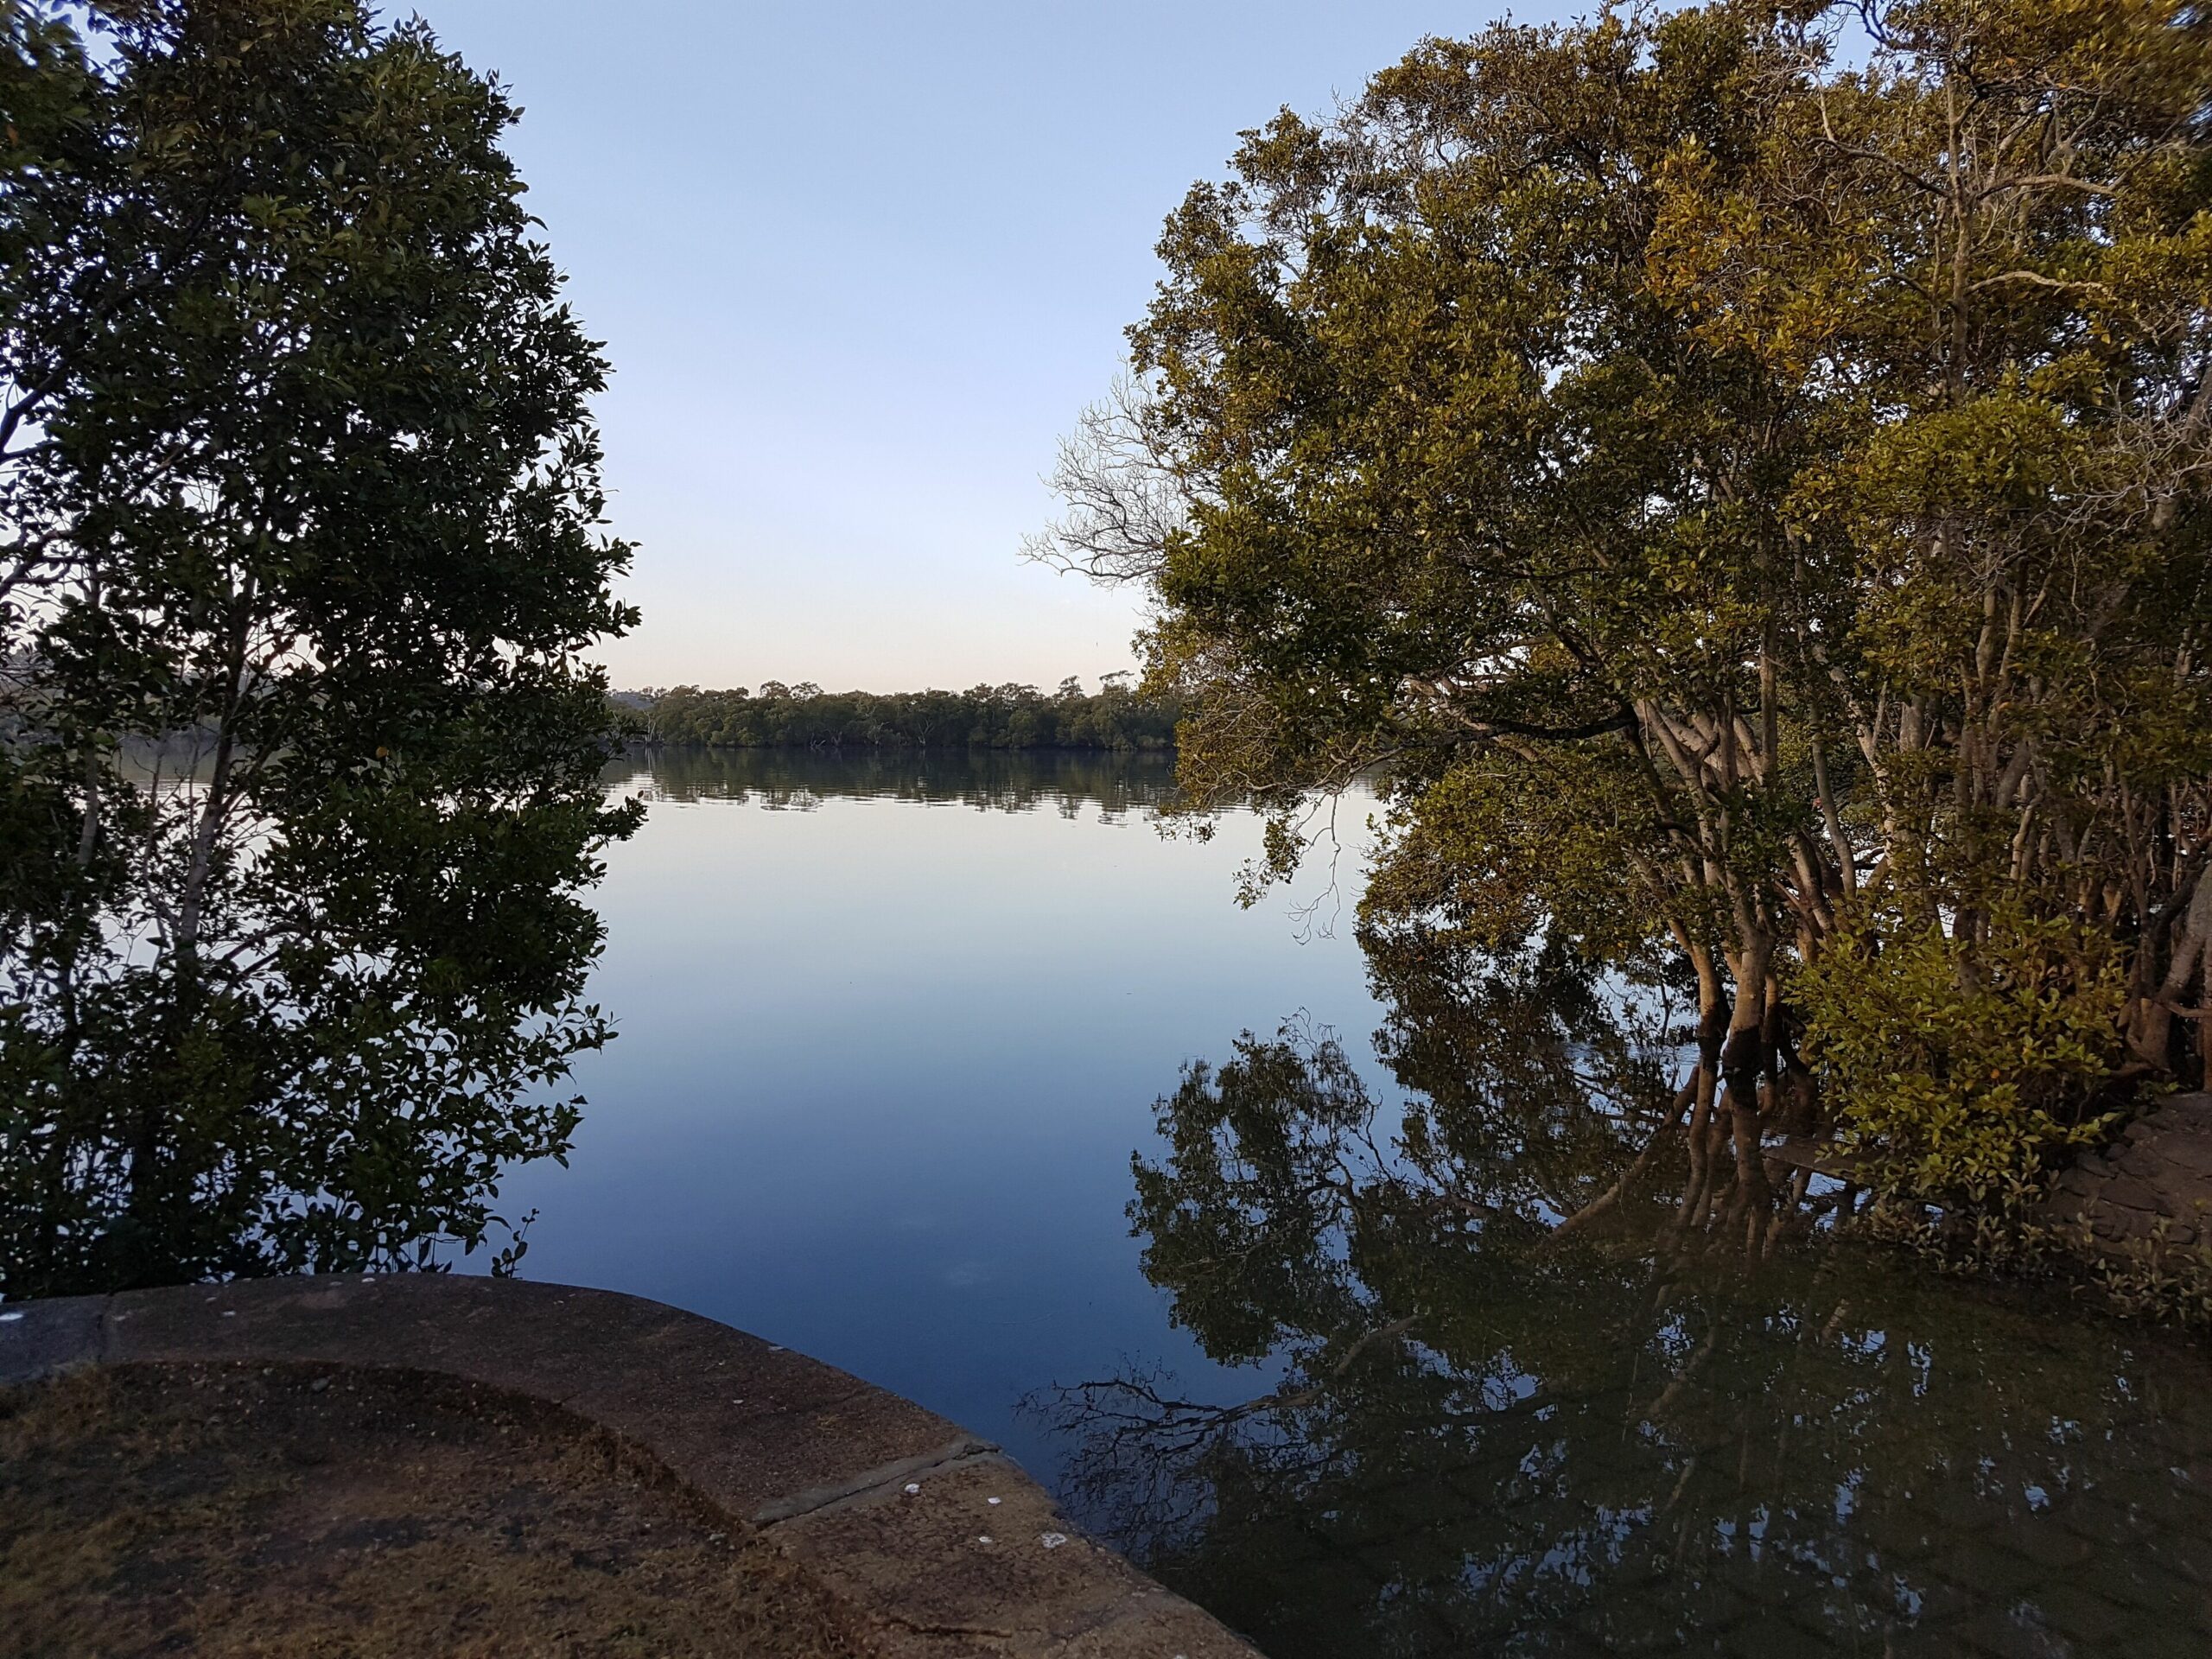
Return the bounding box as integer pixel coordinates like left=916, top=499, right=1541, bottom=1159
left=4, top=1362, right=865, bottom=1658
left=0, top=1276, right=1258, bottom=1658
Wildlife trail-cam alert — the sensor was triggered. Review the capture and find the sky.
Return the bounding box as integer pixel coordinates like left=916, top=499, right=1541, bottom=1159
left=423, top=2, right=1582, bottom=693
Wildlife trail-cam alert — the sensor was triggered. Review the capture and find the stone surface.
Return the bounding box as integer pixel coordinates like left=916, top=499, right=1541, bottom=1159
left=3, top=1274, right=1262, bottom=1658
left=2037, top=1092, right=2212, bottom=1259
left=0, top=1291, right=106, bottom=1388
left=2166, top=1096, right=2212, bottom=1130
left=774, top=1451, right=1161, bottom=1647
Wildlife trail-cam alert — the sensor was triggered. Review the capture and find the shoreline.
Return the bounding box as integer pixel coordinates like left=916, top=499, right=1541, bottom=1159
left=2, top=1274, right=1259, bottom=1657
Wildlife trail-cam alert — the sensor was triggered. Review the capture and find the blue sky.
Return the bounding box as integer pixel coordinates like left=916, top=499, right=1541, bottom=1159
left=424, top=2, right=1580, bottom=691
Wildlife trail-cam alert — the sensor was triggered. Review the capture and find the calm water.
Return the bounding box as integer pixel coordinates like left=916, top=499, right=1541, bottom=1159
left=504, top=747, right=2212, bottom=1658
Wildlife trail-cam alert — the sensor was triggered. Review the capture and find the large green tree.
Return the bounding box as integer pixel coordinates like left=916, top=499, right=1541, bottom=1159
left=0, top=0, right=639, bottom=1294
left=1041, top=0, right=2212, bottom=1205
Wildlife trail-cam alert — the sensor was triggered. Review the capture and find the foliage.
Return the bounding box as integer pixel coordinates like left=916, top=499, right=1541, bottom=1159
left=639, top=677, right=1179, bottom=751
left=1794, top=904, right=2131, bottom=1200
left=1038, top=0, right=2212, bottom=1204
left=0, top=2, right=638, bottom=1294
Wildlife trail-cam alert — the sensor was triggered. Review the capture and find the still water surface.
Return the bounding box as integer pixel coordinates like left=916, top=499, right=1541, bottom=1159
left=505, top=747, right=2212, bottom=1658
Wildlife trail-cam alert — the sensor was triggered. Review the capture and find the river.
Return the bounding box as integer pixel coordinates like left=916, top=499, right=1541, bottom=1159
left=497, top=747, right=2212, bottom=1658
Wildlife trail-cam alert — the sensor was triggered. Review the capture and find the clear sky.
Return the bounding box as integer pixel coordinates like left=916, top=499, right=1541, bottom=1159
left=423, top=2, right=1580, bottom=693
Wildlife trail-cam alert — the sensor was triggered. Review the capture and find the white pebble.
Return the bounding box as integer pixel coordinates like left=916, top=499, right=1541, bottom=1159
left=976, top=1535, right=994, bottom=1545
left=987, top=1497, right=1001, bottom=1506
left=903, top=1483, right=922, bottom=1496
left=0, top=1312, right=23, bottom=1323
left=1039, top=1532, right=1068, bottom=1549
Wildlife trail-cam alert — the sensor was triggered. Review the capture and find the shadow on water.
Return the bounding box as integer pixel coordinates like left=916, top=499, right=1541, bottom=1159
left=1035, top=931, right=2212, bottom=1657
left=607, top=745, right=1181, bottom=817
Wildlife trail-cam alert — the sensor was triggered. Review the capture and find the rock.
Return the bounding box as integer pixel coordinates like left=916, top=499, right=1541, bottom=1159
left=2087, top=1175, right=2164, bottom=1212
left=2152, top=1136, right=2212, bottom=1179
left=2113, top=1144, right=2172, bottom=1178
left=2158, top=1094, right=2212, bottom=1129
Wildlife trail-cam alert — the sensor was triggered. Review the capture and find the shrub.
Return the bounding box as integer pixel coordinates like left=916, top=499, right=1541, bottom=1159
left=1795, top=906, right=2131, bottom=1206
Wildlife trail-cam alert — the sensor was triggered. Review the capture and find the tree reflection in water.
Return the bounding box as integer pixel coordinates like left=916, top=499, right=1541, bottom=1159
left=1039, top=933, right=2212, bottom=1657
left=610, top=746, right=1179, bottom=819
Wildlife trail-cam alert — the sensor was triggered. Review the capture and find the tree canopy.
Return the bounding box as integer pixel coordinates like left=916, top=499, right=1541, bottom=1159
left=0, top=1, right=638, bottom=1293
left=1040, top=0, right=2212, bottom=1203
left=639, top=677, right=1179, bottom=751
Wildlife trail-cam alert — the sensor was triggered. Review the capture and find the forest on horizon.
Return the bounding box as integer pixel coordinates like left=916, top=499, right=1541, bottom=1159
left=628, top=678, right=1179, bottom=751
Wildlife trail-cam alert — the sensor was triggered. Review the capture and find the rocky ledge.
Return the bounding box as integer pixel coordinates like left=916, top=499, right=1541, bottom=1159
left=0, top=1274, right=1258, bottom=1658
left=2044, top=1090, right=2212, bottom=1249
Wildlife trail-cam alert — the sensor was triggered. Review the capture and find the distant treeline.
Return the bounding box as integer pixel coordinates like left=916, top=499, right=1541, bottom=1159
left=628, top=678, right=1179, bottom=751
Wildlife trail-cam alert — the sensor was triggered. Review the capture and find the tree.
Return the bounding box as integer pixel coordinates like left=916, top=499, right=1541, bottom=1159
left=1038, top=0, right=2212, bottom=1205
left=638, top=680, right=1180, bottom=750
left=0, top=1, right=640, bottom=1294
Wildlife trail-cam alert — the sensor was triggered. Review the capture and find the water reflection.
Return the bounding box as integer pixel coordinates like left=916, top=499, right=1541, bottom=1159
left=499, top=746, right=1384, bottom=1487
left=609, top=745, right=1179, bottom=817
left=1045, top=933, right=2212, bottom=1656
